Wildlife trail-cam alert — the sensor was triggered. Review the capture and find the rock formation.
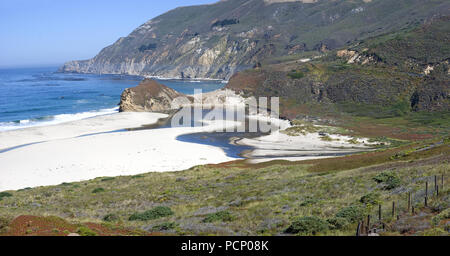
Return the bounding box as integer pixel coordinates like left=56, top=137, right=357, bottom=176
left=119, top=79, right=188, bottom=112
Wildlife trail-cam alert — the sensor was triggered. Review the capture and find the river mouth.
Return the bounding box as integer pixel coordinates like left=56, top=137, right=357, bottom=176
left=126, top=106, right=373, bottom=162
left=127, top=106, right=281, bottom=159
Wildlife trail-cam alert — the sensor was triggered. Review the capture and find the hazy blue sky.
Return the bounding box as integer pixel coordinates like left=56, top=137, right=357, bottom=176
left=0, top=0, right=217, bottom=68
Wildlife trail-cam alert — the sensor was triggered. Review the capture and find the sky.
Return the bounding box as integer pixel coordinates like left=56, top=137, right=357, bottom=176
left=0, top=0, right=217, bottom=68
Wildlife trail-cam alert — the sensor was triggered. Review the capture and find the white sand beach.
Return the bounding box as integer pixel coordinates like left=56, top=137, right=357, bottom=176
left=0, top=109, right=373, bottom=191
left=0, top=112, right=241, bottom=191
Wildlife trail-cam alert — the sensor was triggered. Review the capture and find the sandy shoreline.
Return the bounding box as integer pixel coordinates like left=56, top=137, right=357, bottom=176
left=0, top=109, right=373, bottom=191
left=0, top=112, right=168, bottom=150
left=0, top=112, right=241, bottom=191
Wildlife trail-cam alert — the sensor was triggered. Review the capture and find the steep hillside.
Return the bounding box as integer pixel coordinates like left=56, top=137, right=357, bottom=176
left=226, top=16, right=450, bottom=117
left=59, top=0, right=449, bottom=79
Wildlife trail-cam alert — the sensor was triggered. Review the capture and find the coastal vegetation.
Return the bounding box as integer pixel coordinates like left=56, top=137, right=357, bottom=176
left=0, top=131, right=448, bottom=235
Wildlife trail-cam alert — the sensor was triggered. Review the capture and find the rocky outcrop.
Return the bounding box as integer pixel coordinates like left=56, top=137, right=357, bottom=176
left=59, top=0, right=449, bottom=79
left=119, top=79, right=188, bottom=112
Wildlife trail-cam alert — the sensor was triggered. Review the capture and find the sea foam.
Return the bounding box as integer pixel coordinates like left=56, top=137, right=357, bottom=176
left=0, top=107, right=119, bottom=132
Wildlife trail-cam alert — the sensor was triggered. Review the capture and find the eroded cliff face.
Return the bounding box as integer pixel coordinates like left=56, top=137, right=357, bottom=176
left=119, top=79, right=187, bottom=112
left=59, top=0, right=450, bottom=80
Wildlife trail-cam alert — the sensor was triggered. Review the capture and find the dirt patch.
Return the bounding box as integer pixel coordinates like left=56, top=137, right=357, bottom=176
left=1, top=215, right=157, bottom=236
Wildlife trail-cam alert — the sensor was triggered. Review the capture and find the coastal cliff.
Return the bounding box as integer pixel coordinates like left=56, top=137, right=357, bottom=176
left=59, top=0, right=449, bottom=79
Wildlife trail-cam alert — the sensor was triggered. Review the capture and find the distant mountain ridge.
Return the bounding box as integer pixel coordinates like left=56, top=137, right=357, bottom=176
left=60, top=0, right=450, bottom=79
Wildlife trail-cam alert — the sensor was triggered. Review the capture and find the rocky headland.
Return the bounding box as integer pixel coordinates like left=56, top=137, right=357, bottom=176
left=119, top=79, right=190, bottom=112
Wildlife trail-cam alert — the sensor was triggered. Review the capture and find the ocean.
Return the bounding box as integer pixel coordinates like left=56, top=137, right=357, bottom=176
left=0, top=66, right=225, bottom=131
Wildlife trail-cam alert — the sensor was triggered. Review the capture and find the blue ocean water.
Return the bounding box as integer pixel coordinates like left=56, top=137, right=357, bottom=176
left=0, top=66, right=225, bottom=131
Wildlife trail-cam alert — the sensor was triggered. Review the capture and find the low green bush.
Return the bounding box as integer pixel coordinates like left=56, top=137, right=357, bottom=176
left=359, top=192, right=381, bottom=206
left=373, top=171, right=401, bottom=189
left=103, top=213, right=120, bottom=222
left=101, top=177, right=115, bottom=182
left=288, top=71, right=305, bottom=79
left=91, top=188, right=105, bottom=194
left=284, top=216, right=329, bottom=235
left=152, top=222, right=178, bottom=231
left=129, top=206, right=174, bottom=221
left=431, top=208, right=450, bottom=226
left=202, top=211, right=235, bottom=223
left=0, top=192, right=12, bottom=201
left=335, top=205, right=366, bottom=223
left=326, top=217, right=349, bottom=230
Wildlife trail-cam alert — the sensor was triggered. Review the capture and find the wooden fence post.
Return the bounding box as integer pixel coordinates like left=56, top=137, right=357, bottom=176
left=425, top=196, right=428, bottom=207
left=356, top=221, right=361, bottom=236
left=436, top=185, right=439, bottom=197
left=407, top=192, right=411, bottom=212
left=392, top=201, right=395, bottom=218
left=378, top=204, right=382, bottom=221
left=435, top=175, right=437, bottom=194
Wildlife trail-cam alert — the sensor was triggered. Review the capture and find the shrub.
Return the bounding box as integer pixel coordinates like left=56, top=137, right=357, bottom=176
left=202, top=211, right=235, bottom=223
left=77, top=226, right=97, bottom=236
left=91, top=188, right=105, bottom=194
left=359, top=192, right=381, bottom=206
left=327, top=217, right=349, bottom=230
left=0, top=192, right=12, bottom=201
left=431, top=208, right=450, bottom=226
left=103, top=213, right=120, bottom=222
left=390, top=148, right=415, bottom=160
left=373, top=171, right=401, bottom=189
left=138, top=43, right=157, bottom=52
left=211, top=19, right=239, bottom=28
left=152, top=222, right=178, bottom=231
left=129, top=206, right=174, bottom=221
left=284, top=216, right=329, bottom=235
left=101, top=177, right=115, bottom=182
left=335, top=205, right=366, bottom=223
left=288, top=71, right=305, bottom=79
